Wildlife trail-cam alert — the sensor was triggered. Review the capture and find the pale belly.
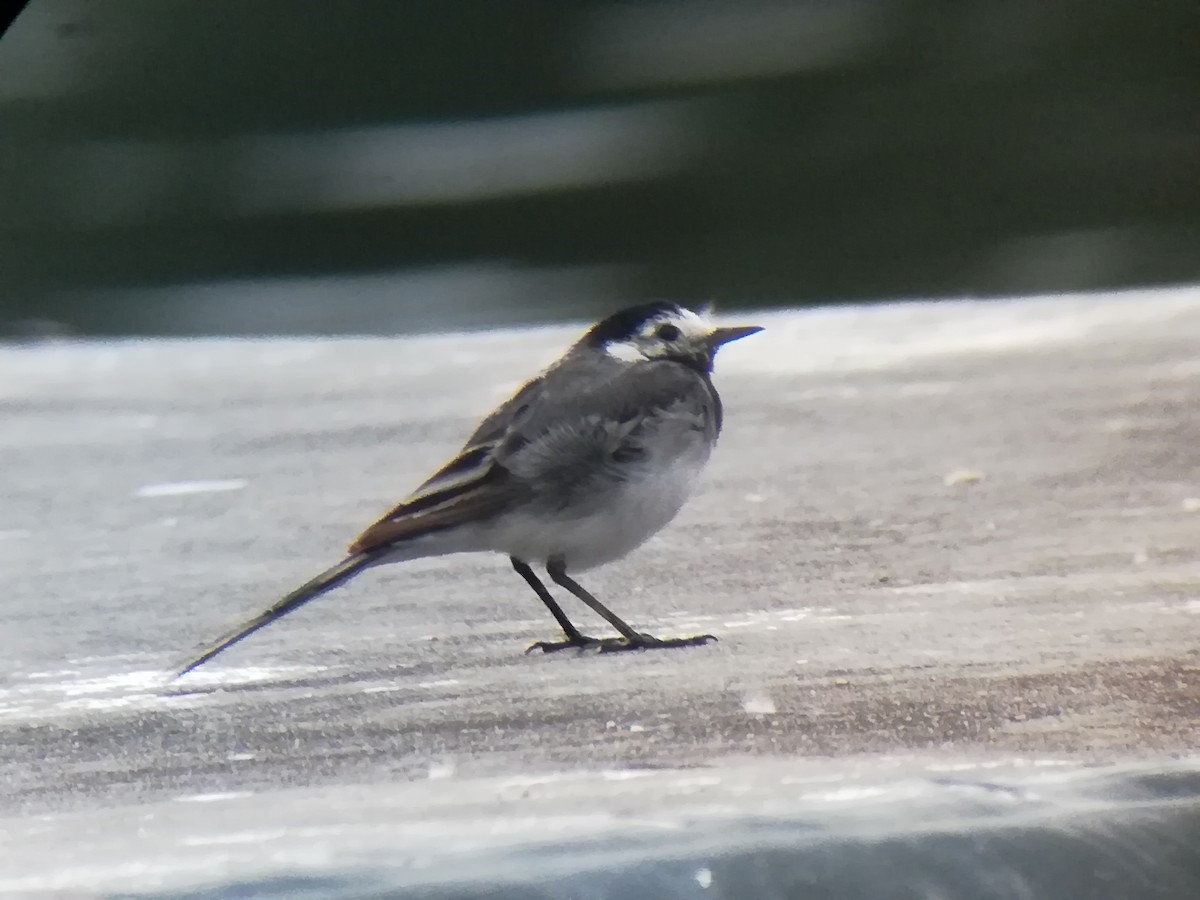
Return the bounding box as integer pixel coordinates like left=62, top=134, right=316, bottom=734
left=493, top=448, right=710, bottom=572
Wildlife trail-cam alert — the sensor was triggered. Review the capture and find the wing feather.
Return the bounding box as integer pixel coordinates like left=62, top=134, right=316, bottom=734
left=348, top=373, right=551, bottom=554
left=349, top=353, right=714, bottom=555
left=348, top=467, right=512, bottom=554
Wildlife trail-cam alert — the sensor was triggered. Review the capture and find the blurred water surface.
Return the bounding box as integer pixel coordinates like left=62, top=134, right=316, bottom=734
left=1, top=0, right=1198, bottom=335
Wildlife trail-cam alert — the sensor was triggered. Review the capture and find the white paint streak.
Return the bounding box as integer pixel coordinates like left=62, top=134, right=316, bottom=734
left=135, top=479, right=247, bottom=498
left=173, top=792, right=255, bottom=804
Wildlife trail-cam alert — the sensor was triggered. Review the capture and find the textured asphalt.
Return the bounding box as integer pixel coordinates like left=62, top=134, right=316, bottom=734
left=2, top=288, right=1199, bottom=894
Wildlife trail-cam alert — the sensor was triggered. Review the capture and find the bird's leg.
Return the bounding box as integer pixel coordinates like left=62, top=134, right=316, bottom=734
left=538, top=559, right=717, bottom=653
left=511, top=557, right=603, bottom=652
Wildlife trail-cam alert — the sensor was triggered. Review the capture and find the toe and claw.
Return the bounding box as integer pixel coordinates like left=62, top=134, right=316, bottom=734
left=526, top=631, right=717, bottom=655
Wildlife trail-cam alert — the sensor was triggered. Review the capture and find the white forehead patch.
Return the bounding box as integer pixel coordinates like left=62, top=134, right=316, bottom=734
left=602, top=306, right=714, bottom=362
left=654, top=307, right=713, bottom=340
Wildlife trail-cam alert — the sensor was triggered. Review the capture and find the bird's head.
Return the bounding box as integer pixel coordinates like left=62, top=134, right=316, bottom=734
left=582, top=302, right=762, bottom=373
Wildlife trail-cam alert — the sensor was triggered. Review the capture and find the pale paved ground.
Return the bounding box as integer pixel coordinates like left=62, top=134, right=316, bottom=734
left=1, top=288, right=1199, bottom=893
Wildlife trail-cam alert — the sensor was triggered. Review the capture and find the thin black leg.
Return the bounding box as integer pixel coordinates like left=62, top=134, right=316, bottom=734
left=534, top=558, right=717, bottom=654
left=510, top=557, right=594, bottom=648
left=545, top=559, right=641, bottom=639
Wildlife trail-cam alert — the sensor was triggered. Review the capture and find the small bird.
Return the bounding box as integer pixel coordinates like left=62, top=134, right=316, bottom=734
left=174, top=302, right=761, bottom=678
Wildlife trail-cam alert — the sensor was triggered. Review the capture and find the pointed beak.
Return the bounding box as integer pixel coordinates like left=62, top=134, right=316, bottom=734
left=706, top=324, right=763, bottom=349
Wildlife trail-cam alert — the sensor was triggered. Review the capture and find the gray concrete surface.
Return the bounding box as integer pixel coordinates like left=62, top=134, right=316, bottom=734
left=2, top=289, right=1200, bottom=894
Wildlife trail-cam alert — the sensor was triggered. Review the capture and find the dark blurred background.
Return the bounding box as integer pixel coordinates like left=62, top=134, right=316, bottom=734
left=1, top=0, right=1198, bottom=337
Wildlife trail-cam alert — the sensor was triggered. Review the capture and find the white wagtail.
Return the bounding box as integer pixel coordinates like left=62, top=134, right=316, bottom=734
left=174, top=302, right=761, bottom=678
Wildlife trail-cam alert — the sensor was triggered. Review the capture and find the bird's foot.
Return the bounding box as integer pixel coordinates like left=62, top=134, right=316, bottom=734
left=526, top=632, right=717, bottom=655
left=525, top=634, right=601, bottom=654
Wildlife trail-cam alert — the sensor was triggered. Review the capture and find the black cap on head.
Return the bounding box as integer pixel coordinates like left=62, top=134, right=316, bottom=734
left=582, top=302, right=687, bottom=347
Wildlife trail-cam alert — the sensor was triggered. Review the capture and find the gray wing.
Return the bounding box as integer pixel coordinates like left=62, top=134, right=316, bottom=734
left=395, top=371, right=548, bottom=499
left=349, top=370, right=553, bottom=552
left=491, top=357, right=719, bottom=503
left=350, top=356, right=715, bottom=552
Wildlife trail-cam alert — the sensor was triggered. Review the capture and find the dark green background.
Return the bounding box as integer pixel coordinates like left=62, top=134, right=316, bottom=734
left=2, top=0, right=1198, bottom=336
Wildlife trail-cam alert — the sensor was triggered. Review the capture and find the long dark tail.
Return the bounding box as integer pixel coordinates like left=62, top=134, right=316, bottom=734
left=173, top=552, right=380, bottom=679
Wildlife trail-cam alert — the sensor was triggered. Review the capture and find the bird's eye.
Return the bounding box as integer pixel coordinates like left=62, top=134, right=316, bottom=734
left=656, top=324, right=682, bottom=341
